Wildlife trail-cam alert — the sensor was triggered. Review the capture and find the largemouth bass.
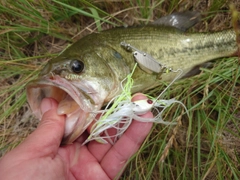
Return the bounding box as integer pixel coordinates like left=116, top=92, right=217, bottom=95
left=27, top=13, right=238, bottom=144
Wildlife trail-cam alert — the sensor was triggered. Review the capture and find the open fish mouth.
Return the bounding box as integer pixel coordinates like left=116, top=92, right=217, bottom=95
left=26, top=75, right=99, bottom=144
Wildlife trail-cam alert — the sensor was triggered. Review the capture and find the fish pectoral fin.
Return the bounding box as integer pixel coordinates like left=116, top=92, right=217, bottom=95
left=182, top=62, right=213, bottom=78
left=152, top=11, right=201, bottom=31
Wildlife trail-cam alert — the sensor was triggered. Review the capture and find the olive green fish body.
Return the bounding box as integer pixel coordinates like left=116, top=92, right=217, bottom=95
left=60, top=26, right=237, bottom=100
left=27, top=25, right=237, bottom=144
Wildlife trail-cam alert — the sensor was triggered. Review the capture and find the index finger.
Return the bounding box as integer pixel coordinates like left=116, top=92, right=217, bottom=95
left=100, top=94, right=153, bottom=179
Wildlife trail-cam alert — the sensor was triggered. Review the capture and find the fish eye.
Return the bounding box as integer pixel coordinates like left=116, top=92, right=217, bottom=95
left=70, top=59, right=84, bottom=73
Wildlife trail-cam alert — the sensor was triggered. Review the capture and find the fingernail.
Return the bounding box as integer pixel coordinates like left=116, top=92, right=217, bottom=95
left=132, top=93, right=143, bottom=98
left=131, top=93, right=148, bottom=102
left=41, top=98, right=54, bottom=114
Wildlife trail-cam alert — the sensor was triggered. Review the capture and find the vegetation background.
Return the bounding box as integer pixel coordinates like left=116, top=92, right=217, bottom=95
left=0, top=0, right=240, bottom=179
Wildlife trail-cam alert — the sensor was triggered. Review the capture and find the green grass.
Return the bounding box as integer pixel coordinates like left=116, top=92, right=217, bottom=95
left=122, top=56, right=240, bottom=179
left=0, top=0, right=240, bottom=179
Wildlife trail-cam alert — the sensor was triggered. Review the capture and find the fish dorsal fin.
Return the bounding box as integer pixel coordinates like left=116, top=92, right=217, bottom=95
left=152, top=11, right=201, bottom=31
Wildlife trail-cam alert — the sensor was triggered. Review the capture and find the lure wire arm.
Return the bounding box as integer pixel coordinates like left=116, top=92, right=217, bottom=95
left=120, top=42, right=189, bottom=119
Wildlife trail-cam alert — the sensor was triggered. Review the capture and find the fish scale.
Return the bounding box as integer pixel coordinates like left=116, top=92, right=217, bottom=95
left=82, top=26, right=237, bottom=91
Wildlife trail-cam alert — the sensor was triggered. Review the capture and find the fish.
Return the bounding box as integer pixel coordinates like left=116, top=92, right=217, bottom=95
left=26, top=12, right=238, bottom=144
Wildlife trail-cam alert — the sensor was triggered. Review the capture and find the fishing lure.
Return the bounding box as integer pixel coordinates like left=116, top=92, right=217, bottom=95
left=84, top=44, right=188, bottom=145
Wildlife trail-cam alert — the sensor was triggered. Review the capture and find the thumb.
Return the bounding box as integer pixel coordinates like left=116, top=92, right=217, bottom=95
left=20, top=98, right=66, bottom=157
left=38, top=98, right=66, bottom=146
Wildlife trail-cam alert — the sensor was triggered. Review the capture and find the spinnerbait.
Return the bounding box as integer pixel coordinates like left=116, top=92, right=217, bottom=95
left=84, top=45, right=187, bottom=144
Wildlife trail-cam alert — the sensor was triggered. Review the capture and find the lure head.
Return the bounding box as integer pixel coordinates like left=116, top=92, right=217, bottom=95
left=26, top=43, right=118, bottom=144
left=132, top=99, right=153, bottom=115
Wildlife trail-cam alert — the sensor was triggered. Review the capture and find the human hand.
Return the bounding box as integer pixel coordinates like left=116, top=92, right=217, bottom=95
left=0, top=94, right=153, bottom=180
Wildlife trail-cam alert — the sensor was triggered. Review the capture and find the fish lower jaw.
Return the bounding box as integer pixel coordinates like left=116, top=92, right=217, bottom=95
left=51, top=88, right=101, bottom=143
left=27, top=77, right=103, bottom=144
left=56, top=92, right=97, bottom=139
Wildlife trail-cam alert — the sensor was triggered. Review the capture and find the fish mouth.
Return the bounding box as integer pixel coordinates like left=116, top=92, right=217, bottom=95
left=26, top=75, right=100, bottom=144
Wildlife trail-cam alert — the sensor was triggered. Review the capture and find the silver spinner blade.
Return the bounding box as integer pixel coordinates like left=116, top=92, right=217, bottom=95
left=133, top=51, right=162, bottom=73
